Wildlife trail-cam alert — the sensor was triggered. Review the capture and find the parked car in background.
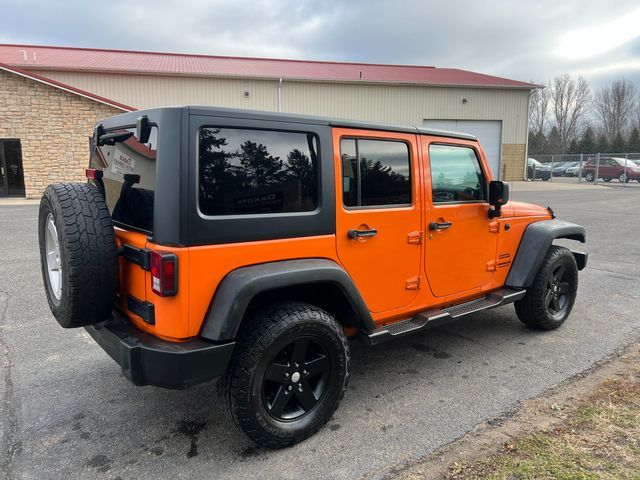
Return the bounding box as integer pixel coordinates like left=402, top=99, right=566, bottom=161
left=582, top=157, right=640, bottom=183
left=552, top=161, right=580, bottom=177
left=527, top=158, right=551, bottom=181
left=565, top=164, right=581, bottom=177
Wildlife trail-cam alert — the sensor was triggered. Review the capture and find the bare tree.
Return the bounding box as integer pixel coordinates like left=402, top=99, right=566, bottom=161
left=550, top=74, right=591, bottom=153
left=529, top=82, right=550, bottom=135
left=634, top=91, right=640, bottom=130
left=594, top=78, right=637, bottom=140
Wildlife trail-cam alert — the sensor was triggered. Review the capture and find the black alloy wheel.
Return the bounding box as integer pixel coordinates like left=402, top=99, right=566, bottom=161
left=515, top=245, right=578, bottom=330
left=544, top=263, right=572, bottom=320
left=220, top=302, right=349, bottom=448
left=262, top=337, right=330, bottom=421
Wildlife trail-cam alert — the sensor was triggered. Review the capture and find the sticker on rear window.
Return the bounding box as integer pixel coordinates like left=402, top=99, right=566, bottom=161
left=111, top=151, right=136, bottom=176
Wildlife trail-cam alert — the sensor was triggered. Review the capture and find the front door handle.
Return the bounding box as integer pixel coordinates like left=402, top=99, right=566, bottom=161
left=429, top=221, right=452, bottom=231
left=348, top=228, right=378, bottom=240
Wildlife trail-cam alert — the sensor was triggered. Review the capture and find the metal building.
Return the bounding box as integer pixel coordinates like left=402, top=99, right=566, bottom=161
left=0, top=44, right=538, bottom=198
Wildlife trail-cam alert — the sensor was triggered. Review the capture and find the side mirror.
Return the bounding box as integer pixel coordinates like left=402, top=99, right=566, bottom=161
left=136, top=115, right=152, bottom=144
left=488, top=181, right=509, bottom=218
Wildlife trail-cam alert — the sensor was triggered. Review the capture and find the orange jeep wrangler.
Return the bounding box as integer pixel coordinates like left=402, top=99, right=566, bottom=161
left=38, top=107, right=587, bottom=448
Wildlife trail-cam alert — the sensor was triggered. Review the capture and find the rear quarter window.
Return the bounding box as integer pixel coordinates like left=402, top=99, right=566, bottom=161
left=198, top=127, right=319, bottom=216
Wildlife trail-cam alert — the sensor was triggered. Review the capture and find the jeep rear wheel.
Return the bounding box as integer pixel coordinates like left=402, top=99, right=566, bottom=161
left=221, top=302, right=349, bottom=448
left=515, top=246, right=578, bottom=330
left=38, top=183, right=119, bottom=328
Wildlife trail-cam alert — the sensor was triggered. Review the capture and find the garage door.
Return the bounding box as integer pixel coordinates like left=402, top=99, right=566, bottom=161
left=422, top=120, right=502, bottom=179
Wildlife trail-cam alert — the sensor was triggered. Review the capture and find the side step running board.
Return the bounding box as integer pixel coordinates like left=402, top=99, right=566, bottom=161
left=362, top=288, right=526, bottom=346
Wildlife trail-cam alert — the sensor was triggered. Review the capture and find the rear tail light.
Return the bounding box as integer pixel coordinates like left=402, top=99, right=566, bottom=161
left=150, top=251, right=178, bottom=297
left=85, top=168, right=103, bottom=179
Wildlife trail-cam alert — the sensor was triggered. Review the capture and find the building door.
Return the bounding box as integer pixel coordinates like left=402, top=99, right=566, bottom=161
left=423, top=120, right=502, bottom=179
left=0, top=140, right=26, bottom=197
left=333, top=129, right=422, bottom=314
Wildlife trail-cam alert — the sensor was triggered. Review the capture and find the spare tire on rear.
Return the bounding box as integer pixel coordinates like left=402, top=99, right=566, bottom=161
left=38, top=183, right=119, bottom=328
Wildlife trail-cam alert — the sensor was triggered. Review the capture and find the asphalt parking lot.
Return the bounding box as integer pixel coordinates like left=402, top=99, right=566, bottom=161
left=1, top=185, right=639, bottom=480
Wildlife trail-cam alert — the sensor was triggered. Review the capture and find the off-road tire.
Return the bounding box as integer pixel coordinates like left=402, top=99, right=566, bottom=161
left=38, top=183, right=119, bottom=328
left=515, top=246, right=578, bottom=330
left=220, top=302, right=350, bottom=448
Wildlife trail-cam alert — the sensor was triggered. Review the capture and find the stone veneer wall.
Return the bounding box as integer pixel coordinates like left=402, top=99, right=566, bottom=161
left=0, top=70, right=122, bottom=198
left=501, top=143, right=527, bottom=181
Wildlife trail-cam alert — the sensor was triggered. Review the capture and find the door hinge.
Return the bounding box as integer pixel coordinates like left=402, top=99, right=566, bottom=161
left=489, top=221, right=500, bottom=233
left=405, top=276, right=421, bottom=290
left=120, top=244, right=151, bottom=270
left=407, top=231, right=423, bottom=244
left=486, top=260, right=496, bottom=272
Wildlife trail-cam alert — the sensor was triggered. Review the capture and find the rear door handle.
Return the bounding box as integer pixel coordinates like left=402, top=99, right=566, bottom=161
left=429, top=221, right=452, bottom=231
left=348, top=228, right=378, bottom=240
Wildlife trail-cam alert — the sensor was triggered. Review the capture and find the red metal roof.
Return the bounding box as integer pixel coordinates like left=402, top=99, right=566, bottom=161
left=0, top=44, right=539, bottom=89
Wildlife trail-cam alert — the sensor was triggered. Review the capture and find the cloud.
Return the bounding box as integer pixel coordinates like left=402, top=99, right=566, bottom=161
left=1, top=0, right=640, bottom=87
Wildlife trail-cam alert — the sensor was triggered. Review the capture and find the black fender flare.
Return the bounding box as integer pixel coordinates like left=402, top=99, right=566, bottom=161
left=505, top=219, right=587, bottom=288
left=199, top=259, right=375, bottom=341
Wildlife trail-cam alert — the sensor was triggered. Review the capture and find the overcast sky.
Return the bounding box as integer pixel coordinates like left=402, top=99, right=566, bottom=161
left=2, top=0, right=639, bottom=87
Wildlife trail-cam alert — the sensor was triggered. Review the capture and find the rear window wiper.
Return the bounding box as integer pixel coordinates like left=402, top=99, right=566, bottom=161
left=99, top=131, right=134, bottom=146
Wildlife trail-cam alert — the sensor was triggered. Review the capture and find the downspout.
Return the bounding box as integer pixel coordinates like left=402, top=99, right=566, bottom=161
left=278, top=77, right=283, bottom=112
left=524, top=89, right=533, bottom=181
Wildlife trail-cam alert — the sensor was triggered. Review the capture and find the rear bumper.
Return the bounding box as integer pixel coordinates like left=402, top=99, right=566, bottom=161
left=85, top=311, right=235, bottom=389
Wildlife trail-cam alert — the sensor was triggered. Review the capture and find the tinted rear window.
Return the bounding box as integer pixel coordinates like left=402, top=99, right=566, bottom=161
left=89, top=127, right=158, bottom=233
left=340, top=138, right=411, bottom=207
left=198, top=127, right=319, bottom=216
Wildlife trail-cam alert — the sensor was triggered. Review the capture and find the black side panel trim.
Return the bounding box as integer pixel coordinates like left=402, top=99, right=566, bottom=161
left=505, top=219, right=586, bottom=288
left=572, top=251, right=588, bottom=271
left=200, top=259, right=375, bottom=341
left=127, top=295, right=155, bottom=325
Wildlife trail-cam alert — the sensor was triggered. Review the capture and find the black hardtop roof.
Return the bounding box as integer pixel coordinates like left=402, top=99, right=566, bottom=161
left=188, top=106, right=478, bottom=140
left=100, top=105, right=478, bottom=141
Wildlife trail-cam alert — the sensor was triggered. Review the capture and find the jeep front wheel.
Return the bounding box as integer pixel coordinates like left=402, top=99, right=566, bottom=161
left=584, top=172, right=595, bottom=182
left=221, top=302, right=350, bottom=448
left=514, top=246, right=578, bottom=330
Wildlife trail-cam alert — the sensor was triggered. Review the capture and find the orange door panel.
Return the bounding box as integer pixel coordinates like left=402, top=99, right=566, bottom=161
left=422, top=137, right=498, bottom=298
left=333, top=128, right=422, bottom=314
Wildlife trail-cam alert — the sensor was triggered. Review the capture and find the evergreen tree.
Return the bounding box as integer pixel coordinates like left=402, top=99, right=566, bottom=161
left=284, top=148, right=316, bottom=201
left=568, top=138, right=580, bottom=154
left=595, top=133, right=609, bottom=154
left=238, top=141, right=283, bottom=188
left=528, top=130, right=547, bottom=155
left=610, top=132, right=626, bottom=153
left=627, top=128, right=640, bottom=153
left=578, top=126, right=596, bottom=154
left=547, top=127, right=561, bottom=153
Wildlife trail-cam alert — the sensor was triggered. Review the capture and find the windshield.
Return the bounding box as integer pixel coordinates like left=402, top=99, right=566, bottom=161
left=89, top=127, right=158, bottom=233
left=528, top=158, right=541, bottom=166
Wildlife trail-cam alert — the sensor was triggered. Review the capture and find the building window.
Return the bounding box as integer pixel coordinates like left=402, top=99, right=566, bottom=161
left=199, top=127, right=319, bottom=216
left=340, top=138, right=411, bottom=207
left=429, top=144, right=486, bottom=203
